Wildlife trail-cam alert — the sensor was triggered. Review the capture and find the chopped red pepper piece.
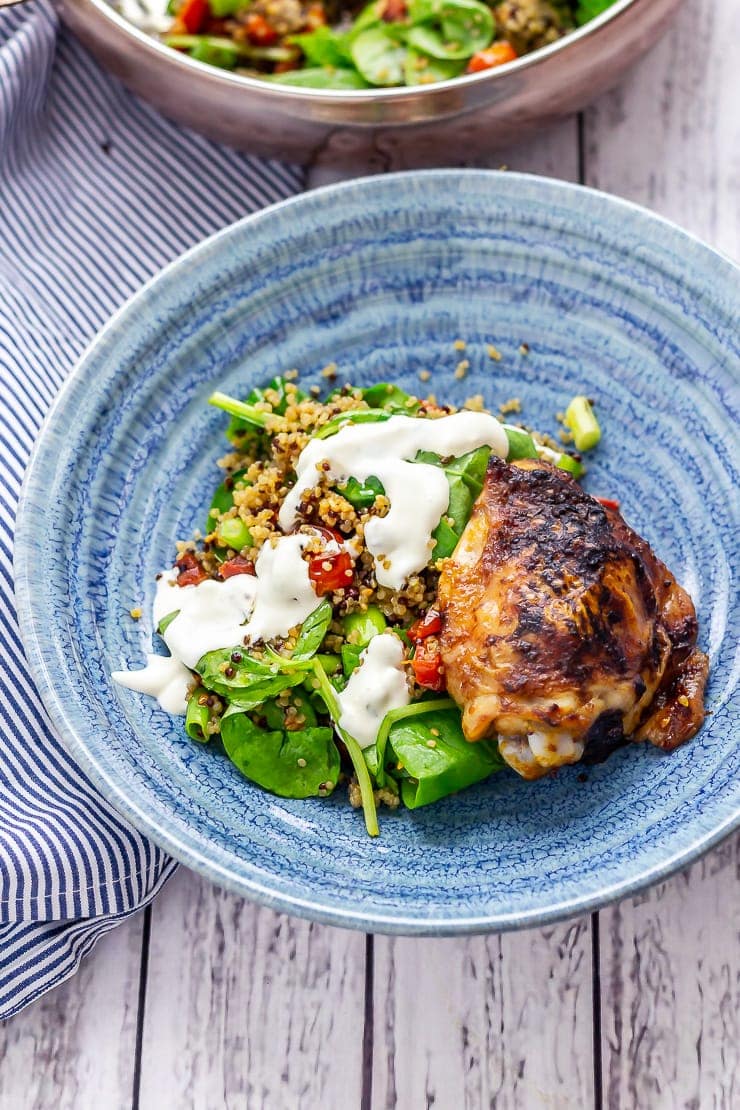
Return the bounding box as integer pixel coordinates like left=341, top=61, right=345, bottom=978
left=408, top=609, right=442, bottom=642
left=308, top=550, right=353, bottom=596
left=596, top=497, right=620, bottom=511
left=220, top=555, right=256, bottom=579
left=412, top=639, right=445, bottom=692
left=466, top=41, right=518, bottom=73
left=178, top=0, right=208, bottom=34
left=175, top=551, right=208, bottom=587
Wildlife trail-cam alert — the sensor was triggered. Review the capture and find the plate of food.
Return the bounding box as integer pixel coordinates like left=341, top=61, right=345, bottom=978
left=16, top=171, right=739, bottom=933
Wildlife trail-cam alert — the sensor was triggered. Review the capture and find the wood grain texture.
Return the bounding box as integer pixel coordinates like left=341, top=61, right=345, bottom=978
left=137, top=867, right=366, bottom=1110
left=599, top=835, right=740, bottom=1110
left=582, top=0, right=740, bottom=261
left=372, top=919, right=594, bottom=1109
left=0, top=914, right=144, bottom=1110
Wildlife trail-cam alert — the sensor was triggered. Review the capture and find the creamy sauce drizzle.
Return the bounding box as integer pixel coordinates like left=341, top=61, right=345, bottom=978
left=111, top=652, right=192, bottom=715
left=279, top=412, right=508, bottom=588
left=337, top=633, right=410, bottom=749
left=112, top=536, right=318, bottom=710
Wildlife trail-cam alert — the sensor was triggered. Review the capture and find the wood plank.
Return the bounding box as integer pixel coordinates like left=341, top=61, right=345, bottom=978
left=306, top=116, right=580, bottom=187
left=599, top=835, right=740, bottom=1109
left=582, top=0, right=740, bottom=262
left=584, top=1, right=740, bottom=1106
left=372, top=918, right=595, bottom=1109
left=0, top=914, right=144, bottom=1110
left=137, top=867, right=366, bottom=1110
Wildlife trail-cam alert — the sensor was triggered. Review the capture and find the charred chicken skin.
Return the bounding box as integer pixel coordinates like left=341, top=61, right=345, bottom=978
left=437, top=457, right=708, bottom=779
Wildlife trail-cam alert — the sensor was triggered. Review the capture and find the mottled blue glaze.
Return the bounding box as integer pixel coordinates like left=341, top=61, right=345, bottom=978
left=15, top=172, right=739, bottom=934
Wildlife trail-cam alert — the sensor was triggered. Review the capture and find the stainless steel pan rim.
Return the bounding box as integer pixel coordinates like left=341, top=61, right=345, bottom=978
left=85, top=0, right=638, bottom=103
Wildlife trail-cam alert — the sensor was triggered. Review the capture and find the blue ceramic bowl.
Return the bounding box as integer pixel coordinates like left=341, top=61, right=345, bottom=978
left=16, top=172, right=739, bottom=934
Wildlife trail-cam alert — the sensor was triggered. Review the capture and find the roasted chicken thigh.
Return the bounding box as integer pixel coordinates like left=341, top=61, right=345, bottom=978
left=437, top=457, right=708, bottom=779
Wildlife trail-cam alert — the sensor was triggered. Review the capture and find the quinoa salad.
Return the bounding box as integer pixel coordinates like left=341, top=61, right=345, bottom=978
left=118, top=0, right=621, bottom=89
left=113, top=373, right=598, bottom=836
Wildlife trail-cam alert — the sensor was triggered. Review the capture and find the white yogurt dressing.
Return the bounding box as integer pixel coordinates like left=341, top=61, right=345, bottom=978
left=153, top=568, right=258, bottom=670
left=111, top=652, right=193, bottom=715
left=242, top=533, right=319, bottom=643
left=112, top=535, right=319, bottom=711
left=337, top=633, right=410, bottom=749
left=279, top=412, right=508, bottom=588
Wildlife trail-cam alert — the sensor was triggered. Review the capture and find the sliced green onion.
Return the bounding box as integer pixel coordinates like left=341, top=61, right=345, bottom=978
left=217, top=517, right=252, bottom=551
left=342, top=605, right=387, bottom=647
left=311, top=658, right=379, bottom=837
left=208, top=391, right=273, bottom=429
left=564, top=395, right=601, bottom=452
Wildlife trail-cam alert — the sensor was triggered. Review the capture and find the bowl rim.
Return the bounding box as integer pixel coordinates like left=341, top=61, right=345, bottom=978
left=87, top=0, right=639, bottom=102
left=15, top=169, right=740, bottom=934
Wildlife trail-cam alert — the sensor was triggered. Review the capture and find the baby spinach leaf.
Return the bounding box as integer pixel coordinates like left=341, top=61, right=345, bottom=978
left=404, top=47, right=465, bottom=84
left=314, top=408, right=392, bottom=439
left=406, top=0, right=493, bottom=60
left=347, top=0, right=384, bottom=37
left=185, top=687, right=212, bottom=743
left=503, top=425, right=539, bottom=461
left=196, top=646, right=304, bottom=706
left=387, top=707, right=503, bottom=808
left=575, top=0, right=617, bottom=26
left=289, top=25, right=353, bottom=67
left=360, top=383, right=421, bottom=413
left=261, top=692, right=318, bottom=729
left=341, top=643, right=364, bottom=678
left=220, top=708, right=340, bottom=798
left=270, top=66, right=371, bottom=89
left=336, top=474, right=385, bottom=509
left=351, top=26, right=408, bottom=86
left=291, top=600, right=333, bottom=661
left=415, top=446, right=490, bottom=559
left=157, top=609, right=180, bottom=637
left=205, top=466, right=250, bottom=533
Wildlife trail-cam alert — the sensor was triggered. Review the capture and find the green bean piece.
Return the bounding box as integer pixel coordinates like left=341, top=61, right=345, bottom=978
left=217, top=516, right=252, bottom=551
left=564, top=395, right=602, bottom=452
left=342, top=605, right=387, bottom=647
left=185, top=687, right=212, bottom=744
left=555, top=453, right=585, bottom=479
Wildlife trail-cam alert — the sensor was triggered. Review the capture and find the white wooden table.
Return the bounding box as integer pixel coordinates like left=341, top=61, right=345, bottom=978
left=1, top=1, right=738, bottom=1105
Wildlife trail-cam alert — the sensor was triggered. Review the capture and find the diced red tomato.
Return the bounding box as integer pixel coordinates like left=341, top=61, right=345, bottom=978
left=308, top=550, right=353, bottom=595
left=412, top=639, right=445, bottom=692
left=408, top=609, right=442, bottom=643
left=175, top=551, right=208, bottom=587
left=220, top=555, right=255, bottom=579
left=466, top=41, right=518, bottom=74
left=178, top=0, right=208, bottom=33
left=245, top=12, right=278, bottom=45
left=596, top=497, right=620, bottom=511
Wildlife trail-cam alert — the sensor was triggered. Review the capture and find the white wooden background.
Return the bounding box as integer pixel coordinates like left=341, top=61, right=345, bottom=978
left=1, top=0, right=738, bottom=1106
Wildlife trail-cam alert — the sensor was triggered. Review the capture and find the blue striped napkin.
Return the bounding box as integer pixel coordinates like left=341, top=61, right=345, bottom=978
left=0, top=0, right=303, bottom=1018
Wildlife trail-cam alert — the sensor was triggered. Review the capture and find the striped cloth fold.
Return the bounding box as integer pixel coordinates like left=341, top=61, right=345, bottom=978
left=0, top=0, right=304, bottom=1018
